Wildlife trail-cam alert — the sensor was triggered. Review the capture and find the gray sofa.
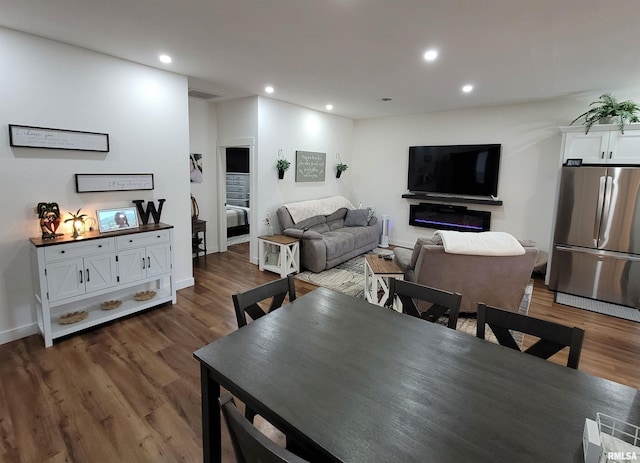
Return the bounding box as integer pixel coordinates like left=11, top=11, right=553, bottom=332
left=394, top=236, right=538, bottom=314
left=277, top=206, right=381, bottom=273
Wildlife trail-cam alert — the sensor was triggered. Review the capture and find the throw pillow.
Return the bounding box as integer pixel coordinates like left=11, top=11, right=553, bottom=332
left=344, top=208, right=369, bottom=227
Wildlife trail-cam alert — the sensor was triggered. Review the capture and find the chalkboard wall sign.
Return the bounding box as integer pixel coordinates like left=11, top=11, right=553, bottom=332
left=75, top=174, right=154, bottom=193
left=9, top=124, right=109, bottom=152
left=295, top=151, right=326, bottom=182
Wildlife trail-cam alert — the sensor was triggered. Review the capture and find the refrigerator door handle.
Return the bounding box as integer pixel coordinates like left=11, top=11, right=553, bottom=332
left=594, top=176, right=606, bottom=241
left=600, top=175, right=614, bottom=244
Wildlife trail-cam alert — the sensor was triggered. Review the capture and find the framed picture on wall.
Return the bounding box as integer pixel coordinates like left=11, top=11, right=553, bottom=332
left=9, top=124, right=109, bottom=152
left=295, top=151, right=326, bottom=182
left=190, top=153, right=203, bottom=182
left=96, top=207, right=139, bottom=233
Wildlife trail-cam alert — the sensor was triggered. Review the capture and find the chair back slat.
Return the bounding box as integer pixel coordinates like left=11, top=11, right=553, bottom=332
left=232, top=276, right=296, bottom=329
left=390, top=279, right=462, bottom=329
left=524, top=339, right=567, bottom=360
left=396, top=292, right=421, bottom=318
left=487, top=324, right=521, bottom=351
left=476, top=303, right=585, bottom=369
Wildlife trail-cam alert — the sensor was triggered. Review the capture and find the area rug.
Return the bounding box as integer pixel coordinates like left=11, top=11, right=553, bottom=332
left=295, top=248, right=392, bottom=298
left=227, top=233, right=250, bottom=246
left=296, top=250, right=533, bottom=344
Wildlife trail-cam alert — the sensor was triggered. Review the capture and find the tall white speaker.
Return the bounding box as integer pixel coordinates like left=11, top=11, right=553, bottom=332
left=380, top=215, right=390, bottom=248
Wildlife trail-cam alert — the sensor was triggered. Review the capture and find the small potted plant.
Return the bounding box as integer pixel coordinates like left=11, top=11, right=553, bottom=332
left=336, top=163, right=348, bottom=178
left=571, top=93, right=640, bottom=134
left=276, top=159, right=290, bottom=179
left=65, top=208, right=88, bottom=239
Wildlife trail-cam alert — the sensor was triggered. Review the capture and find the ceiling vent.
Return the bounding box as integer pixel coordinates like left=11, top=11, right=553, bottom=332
left=188, top=88, right=221, bottom=100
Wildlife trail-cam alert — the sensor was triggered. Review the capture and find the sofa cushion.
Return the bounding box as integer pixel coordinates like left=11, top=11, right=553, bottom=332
left=328, top=219, right=345, bottom=231
left=341, top=225, right=379, bottom=249
left=345, top=208, right=369, bottom=227
left=308, top=223, right=330, bottom=234
left=326, top=208, right=348, bottom=222
left=323, top=231, right=355, bottom=260
left=293, top=214, right=327, bottom=231
left=284, top=228, right=323, bottom=240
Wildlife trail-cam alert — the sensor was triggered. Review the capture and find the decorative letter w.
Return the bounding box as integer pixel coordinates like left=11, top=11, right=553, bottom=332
left=133, top=199, right=166, bottom=225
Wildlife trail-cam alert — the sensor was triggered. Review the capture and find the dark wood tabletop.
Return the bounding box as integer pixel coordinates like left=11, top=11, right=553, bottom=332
left=193, top=287, right=640, bottom=463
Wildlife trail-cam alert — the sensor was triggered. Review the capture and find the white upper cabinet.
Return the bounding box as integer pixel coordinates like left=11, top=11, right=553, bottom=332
left=561, top=124, right=640, bottom=165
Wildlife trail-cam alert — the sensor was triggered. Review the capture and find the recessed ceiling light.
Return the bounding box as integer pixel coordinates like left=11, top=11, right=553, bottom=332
left=265, top=86, right=274, bottom=94
left=462, top=84, right=474, bottom=93
left=326, top=104, right=333, bottom=111
left=423, top=49, right=438, bottom=61
left=158, top=54, right=172, bottom=64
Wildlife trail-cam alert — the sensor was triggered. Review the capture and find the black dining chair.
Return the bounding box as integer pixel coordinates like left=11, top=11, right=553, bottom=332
left=476, top=303, right=585, bottom=369
left=232, top=275, right=297, bottom=329
left=231, top=275, right=297, bottom=424
left=219, top=393, right=310, bottom=463
left=388, top=279, right=462, bottom=329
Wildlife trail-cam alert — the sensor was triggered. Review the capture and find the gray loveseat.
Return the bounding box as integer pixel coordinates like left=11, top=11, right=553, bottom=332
left=277, top=204, right=381, bottom=273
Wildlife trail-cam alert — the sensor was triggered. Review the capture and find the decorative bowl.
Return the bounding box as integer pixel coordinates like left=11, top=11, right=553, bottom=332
left=133, top=290, right=156, bottom=301
left=100, top=300, right=122, bottom=311
left=59, top=310, right=88, bottom=325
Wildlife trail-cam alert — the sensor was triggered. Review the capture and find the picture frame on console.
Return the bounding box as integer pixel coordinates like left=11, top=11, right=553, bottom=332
left=97, top=207, right=139, bottom=233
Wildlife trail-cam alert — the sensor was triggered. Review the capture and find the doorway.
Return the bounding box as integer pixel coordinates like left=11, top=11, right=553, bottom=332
left=225, top=147, right=250, bottom=246
left=216, top=137, right=256, bottom=262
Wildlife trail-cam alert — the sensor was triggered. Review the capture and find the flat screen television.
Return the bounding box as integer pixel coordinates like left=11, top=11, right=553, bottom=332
left=407, top=144, right=501, bottom=197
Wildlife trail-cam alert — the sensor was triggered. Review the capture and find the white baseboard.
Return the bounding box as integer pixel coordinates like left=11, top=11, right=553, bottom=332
left=0, top=323, right=39, bottom=346
left=176, top=277, right=195, bottom=290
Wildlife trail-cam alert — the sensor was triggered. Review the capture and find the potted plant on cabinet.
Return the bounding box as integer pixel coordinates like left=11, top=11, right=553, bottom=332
left=276, top=159, right=290, bottom=179
left=571, top=93, right=640, bottom=134
left=336, top=163, right=348, bottom=178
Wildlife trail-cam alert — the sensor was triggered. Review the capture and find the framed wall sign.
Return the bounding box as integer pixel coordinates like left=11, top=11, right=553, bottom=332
left=9, top=124, right=109, bottom=152
left=295, top=151, right=326, bottom=182
left=75, top=173, right=154, bottom=193
left=96, top=207, right=139, bottom=233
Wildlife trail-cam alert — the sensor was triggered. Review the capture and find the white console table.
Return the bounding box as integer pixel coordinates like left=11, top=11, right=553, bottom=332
left=30, top=223, right=176, bottom=347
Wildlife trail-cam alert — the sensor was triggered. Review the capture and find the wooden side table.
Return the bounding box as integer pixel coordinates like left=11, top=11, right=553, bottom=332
left=258, top=234, right=300, bottom=277
left=192, top=219, right=207, bottom=259
left=364, top=254, right=404, bottom=311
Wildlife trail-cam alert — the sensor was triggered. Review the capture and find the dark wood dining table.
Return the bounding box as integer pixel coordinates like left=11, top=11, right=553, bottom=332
left=193, top=287, right=640, bottom=463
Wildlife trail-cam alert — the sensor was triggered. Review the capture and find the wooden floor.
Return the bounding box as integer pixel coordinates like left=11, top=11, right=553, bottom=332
left=0, top=242, right=638, bottom=462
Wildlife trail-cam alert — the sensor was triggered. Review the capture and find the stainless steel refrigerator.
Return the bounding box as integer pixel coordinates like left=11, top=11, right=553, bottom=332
left=549, top=166, right=640, bottom=309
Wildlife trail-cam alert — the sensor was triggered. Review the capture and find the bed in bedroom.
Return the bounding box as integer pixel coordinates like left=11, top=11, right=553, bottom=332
left=226, top=205, right=250, bottom=237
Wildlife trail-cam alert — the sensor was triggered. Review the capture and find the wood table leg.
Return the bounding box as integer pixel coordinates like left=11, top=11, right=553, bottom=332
left=200, top=363, right=221, bottom=463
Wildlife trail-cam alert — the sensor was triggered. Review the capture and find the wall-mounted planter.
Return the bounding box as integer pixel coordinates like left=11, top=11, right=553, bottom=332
left=336, top=163, right=348, bottom=179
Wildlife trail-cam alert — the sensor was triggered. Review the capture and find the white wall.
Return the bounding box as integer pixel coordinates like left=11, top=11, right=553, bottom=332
left=257, top=97, right=355, bottom=234
left=0, top=28, right=192, bottom=344
left=352, top=95, right=640, bottom=251
left=214, top=97, right=354, bottom=263
left=188, top=98, right=218, bottom=252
